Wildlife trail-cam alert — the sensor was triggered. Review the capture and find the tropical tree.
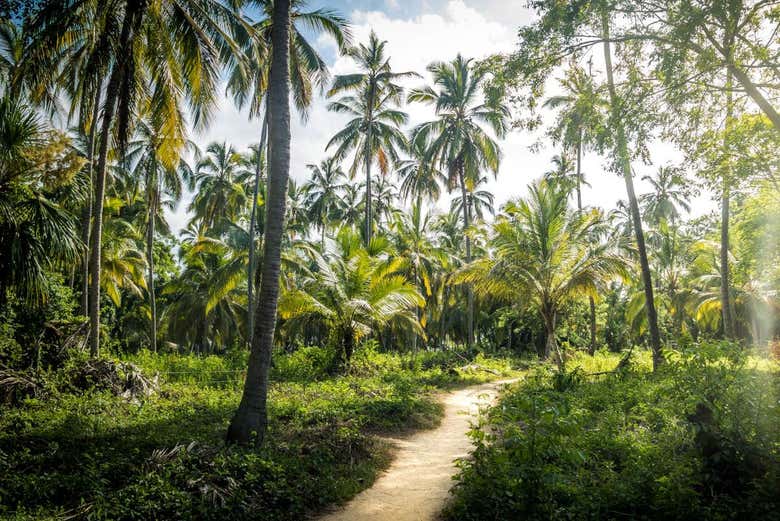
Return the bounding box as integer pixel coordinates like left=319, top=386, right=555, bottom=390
left=125, top=118, right=194, bottom=352
left=23, top=0, right=247, bottom=356
left=409, top=54, right=509, bottom=349
left=458, top=180, right=628, bottom=368
left=227, top=0, right=350, bottom=344
left=278, top=228, right=423, bottom=363
left=396, top=137, right=446, bottom=205
left=228, top=0, right=292, bottom=446
left=189, top=142, right=249, bottom=232
left=0, top=96, right=84, bottom=305
left=303, top=156, right=346, bottom=247
left=640, top=166, right=691, bottom=226
left=327, top=30, right=417, bottom=244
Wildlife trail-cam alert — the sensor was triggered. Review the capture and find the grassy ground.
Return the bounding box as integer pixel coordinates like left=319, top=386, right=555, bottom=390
left=444, top=344, right=780, bottom=521
left=0, top=346, right=519, bottom=520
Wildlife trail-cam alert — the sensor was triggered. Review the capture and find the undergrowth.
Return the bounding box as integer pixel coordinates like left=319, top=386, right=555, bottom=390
left=0, top=345, right=519, bottom=520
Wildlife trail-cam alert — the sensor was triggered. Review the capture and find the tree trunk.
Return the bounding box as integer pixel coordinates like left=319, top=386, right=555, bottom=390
left=248, top=113, right=268, bottom=347
left=146, top=179, right=157, bottom=353
left=575, top=133, right=598, bottom=355
left=227, top=0, right=291, bottom=446
left=726, top=61, right=780, bottom=131
left=88, top=68, right=122, bottom=358
left=458, top=164, right=474, bottom=350
left=543, top=309, right=564, bottom=370
left=601, top=10, right=664, bottom=371
left=80, top=88, right=102, bottom=316
left=364, top=90, right=374, bottom=245
left=720, top=68, right=736, bottom=340
left=588, top=297, right=597, bottom=355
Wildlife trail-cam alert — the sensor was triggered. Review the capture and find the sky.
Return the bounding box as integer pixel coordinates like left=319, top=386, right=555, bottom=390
left=171, top=0, right=713, bottom=233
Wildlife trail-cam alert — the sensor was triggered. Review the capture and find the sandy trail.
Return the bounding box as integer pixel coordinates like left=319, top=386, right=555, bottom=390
left=317, top=379, right=514, bottom=521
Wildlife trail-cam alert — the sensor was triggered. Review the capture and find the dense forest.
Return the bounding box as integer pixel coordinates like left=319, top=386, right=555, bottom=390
left=1, top=0, right=778, bottom=519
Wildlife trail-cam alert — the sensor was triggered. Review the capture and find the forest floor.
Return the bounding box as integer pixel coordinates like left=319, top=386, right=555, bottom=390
left=318, top=379, right=516, bottom=521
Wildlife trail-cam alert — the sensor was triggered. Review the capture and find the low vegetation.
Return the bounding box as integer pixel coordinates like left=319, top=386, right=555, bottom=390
left=0, top=347, right=518, bottom=520
left=445, top=345, right=780, bottom=520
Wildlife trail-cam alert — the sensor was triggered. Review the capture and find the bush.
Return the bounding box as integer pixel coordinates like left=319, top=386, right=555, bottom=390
left=445, top=344, right=780, bottom=521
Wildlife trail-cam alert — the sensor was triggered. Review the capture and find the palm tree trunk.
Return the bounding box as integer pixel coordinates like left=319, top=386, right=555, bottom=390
left=458, top=164, right=474, bottom=350
left=364, top=97, right=374, bottom=245
left=147, top=184, right=157, bottom=353
left=227, top=0, right=291, bottom=446
left=543, top=308, right=564, bottom=370
left=80, top=88, right=102, bottom=316
left=601, top=10, right=663, bottom=370
left=88, top=68, right=122, bottom=358
left=575, top=132, right=598, bottom=355
left=248, top=113, right=269, bottom=347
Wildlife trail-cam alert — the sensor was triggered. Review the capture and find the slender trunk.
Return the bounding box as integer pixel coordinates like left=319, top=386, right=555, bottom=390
left=147, top=187, right=157, bottom=353
left=88, top=68, right=122, bottom=357
left=80, top=88, right=102, bottom=316
left=458, top=164, right=474, bottom=350
left=248, top=113, right=269, bottom=347
left=575, top=133, right=598, bottom=355
left=721, top=66, right=736, bottom=340
left=364, top=90, right=374, bottom=245
left=588, top=297, right=597, bottom=355
left=227, top=0, right=292, bottom=446
left=726, top=62, right=780, bottom=131
left=601, top=10, right=663, bottom=370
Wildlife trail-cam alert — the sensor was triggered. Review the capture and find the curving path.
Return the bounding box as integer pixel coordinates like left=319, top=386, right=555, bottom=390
left=317, top=379, right=515, bottom=521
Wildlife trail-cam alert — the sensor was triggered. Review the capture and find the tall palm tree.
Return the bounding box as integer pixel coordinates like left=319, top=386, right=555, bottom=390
left=543, top=63, right=602, bottom=210
left=602, top=11, right=664, bottom=369
left=336, top=182, right=364, bottom=228
left=640, top=165, right=691, bottom=226
left=450, top=175, right=495, bottom=223
left=409, top=54, right=509, bottom=349
left=303, top=156, right=346, bottom=247
left=458, top=180, right=628, bottom=369
left=228, top=0, right=292, bottom=446
left=396, top=137, right=446, bottom=205
left=189, top=142, right=250, bottom=232
left=125, top=118, right=194, bottom=352
left=327, top=31, right=417, bottom=244
left=227, top=0, right=350, bottom=344
left=278, top=228, right=423, bottom=362
left=24, top=0, right=247, bottom=356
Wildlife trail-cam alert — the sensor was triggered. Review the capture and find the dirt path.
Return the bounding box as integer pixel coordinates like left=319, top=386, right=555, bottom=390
left=317, top=379, right=515, bottom=521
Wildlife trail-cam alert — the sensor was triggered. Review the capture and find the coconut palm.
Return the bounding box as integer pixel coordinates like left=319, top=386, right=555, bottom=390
left=228, top=0, right=293, bottom=446
left=278, top=227, right=423, bottom=363
left=640, top=166, right=692, bottom=226
left=23, top=0, right=247, bottom=356
left=408, top=54, right=509, bottom=349
left=396, top=137, right=446, bottom=205
left=457, top=180, right=628, bottom=368
left=336, top=182, right=364, bottom=228
left=326, top=31, right=417, bottom=244
left=227, top=0, right=350, bottom=343
left=543, top=62, right=603, bottom=210
left=125, top=118, right=195, bottom=352
left=450, top=176, right=495, bottom=223
left=303, top=157, right=347, bottom=247
left=189, top=142, right=250, bottom=232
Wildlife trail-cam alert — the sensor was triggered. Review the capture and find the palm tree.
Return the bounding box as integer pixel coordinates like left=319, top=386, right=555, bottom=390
left=125, top=118, right=194, bottom=352
left=189, top=142, right=250, bottom=232
left=278, top=228, right=423, bottom=363
left=409, top=54, right=509, bottom=349
left=458, top=180, right=628, bottom=369
left=303, top=157, right=346, bottom=247
left=640, top=166, right=691, bottom=226
left=336, top=182, right=364, bottom=228
left=228, top=0, right=292, bottom=446
left=24, top=0, right=246, bottom=356
left=396, top=138, right=446, bottom=205
left=327, top=31, right=417, bottom=244
left=543, top=62, right=603, bottom=210
left=227, top=0, right=350, bottom=344
left=0, top=96, right=83, bottom=305
left=450, top=175, right=495, bottom=223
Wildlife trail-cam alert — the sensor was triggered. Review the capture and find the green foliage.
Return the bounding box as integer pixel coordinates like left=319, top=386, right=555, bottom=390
left=0, top=347, right=518, bottom=520
left=445, top=346, right=780, bottom=521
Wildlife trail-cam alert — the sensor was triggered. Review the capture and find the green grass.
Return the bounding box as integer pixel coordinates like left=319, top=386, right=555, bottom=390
left=444, top=344, right=780, bottom=521
left=0, top=346, right=520, bottom=520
